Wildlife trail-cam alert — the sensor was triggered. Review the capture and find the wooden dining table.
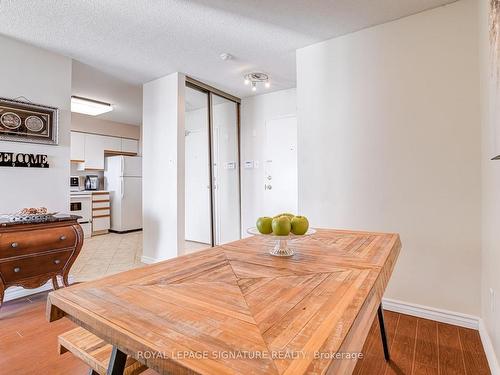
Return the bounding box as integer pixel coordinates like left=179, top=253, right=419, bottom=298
left=47, top=228, right=401, bottom=375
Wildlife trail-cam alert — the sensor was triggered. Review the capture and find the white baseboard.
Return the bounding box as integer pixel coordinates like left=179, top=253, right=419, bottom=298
left=4, top=275, right=75, bottom=302
left=382, top=298, right=479, bottom=329
left=479, top=319, right=500, bottom=375
left=140, top=255, right=160, bottom=264
left=382, top=297, right=500, bottom=374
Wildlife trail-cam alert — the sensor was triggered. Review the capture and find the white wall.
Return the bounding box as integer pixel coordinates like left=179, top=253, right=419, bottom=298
left=297, top=0, right=481, bottom=315
left=71, top=113, right=141, bottom=140
left=142, top=72, right=185, bottom=262
left=479, top=0, right=500, bottom=363
left=0, top=35, right=72, bottom=214
left=240, top=89, right=296, bottom=233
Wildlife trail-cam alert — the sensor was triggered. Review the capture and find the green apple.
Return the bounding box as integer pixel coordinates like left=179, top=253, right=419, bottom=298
left=291, top=215, right=309, bottom=235
left=272, top=216, right=291, bottom=236
left=256, top=217, right=273, bottom=234
left=273, top=212, right=295, bottom=219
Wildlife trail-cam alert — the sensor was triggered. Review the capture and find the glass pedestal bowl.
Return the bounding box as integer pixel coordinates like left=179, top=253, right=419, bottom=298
left=247, top=227, right=316, bottom=257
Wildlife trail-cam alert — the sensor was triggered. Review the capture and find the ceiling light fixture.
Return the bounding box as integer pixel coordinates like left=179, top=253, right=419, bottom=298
left=244, top=72, right=270, bottom=92
left=220, top=53, right=233, bottom=61
left=71, top=96, right=113, bottom=116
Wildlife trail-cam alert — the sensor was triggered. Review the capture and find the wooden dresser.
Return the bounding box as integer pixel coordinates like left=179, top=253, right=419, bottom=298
left=0, top=215, right=83, bottom=308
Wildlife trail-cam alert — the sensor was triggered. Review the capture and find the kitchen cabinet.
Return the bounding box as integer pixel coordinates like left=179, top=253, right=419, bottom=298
left=71, top=131, right=139, bottom=170
left=70, top=132, right=85, bottom=162
left=121, top=138, right=139, bottom=154
left=92, top=192, right=110, bottom=235
left=102, top=135, right=122, bottom=153
left=84, top=134, right=106, bottom=170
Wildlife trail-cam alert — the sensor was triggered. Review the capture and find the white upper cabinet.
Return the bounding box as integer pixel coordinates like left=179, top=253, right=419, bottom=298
left=70, top=132, right=85, bottom=161
left=121, top=138, right=139, bottom=154
left=84, top=133, right=106, bottom=170
left=102, top=135, right=122, bottom=153
left=71, top=131, right=139, bottom=170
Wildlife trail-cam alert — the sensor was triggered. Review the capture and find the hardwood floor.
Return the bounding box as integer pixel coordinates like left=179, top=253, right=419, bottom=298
left=0, top=292, right=490, bottom=375
left=353, top=310, right=491, bottom=375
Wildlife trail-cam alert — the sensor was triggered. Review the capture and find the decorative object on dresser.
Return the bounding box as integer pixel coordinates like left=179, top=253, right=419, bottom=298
left=0, top=215, right=83, bottom=308
left=0, top=97, right=58, bottom=145
left=92, top=192, right=111, bottom=235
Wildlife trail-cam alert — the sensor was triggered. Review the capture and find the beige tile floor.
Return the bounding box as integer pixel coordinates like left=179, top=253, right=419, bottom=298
left=70, top=231, right=144, bottom=282
left=70, top=232, right=212, bottom=282
left=184, top=240, right=211, bottom=254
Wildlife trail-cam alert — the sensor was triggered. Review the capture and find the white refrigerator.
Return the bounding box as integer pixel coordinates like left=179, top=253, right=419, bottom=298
left=104, top=156, right=142, bottom=232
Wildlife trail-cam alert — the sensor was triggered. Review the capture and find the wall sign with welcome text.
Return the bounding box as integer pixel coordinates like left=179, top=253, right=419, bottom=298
left=0, top=152, right=49, bottom=168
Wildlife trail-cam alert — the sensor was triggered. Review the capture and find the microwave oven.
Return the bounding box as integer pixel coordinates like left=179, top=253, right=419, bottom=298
left=70, top=176, right=85, bottom=191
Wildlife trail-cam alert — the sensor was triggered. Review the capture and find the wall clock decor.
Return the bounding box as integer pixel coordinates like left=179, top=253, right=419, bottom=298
left=0, top=97, right=58, bottom=145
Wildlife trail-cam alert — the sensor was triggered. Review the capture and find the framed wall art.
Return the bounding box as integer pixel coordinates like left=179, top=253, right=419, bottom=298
left=0, top=97, right=58, bottom=145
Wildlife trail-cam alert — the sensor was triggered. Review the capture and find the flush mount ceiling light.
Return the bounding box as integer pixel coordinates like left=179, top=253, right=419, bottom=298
left=71, top=96, right=113, bottom=116
left=244, top=72, right=270, bottom=92
left=219, top=52, right=233, bottom=61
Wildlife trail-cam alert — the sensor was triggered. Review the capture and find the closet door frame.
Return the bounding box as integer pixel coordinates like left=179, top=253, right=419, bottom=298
left=186, top=77, right=242, bottom=246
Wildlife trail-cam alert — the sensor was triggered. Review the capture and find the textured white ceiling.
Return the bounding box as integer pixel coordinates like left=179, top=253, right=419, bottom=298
left=0, top=0, right=456, bottom=99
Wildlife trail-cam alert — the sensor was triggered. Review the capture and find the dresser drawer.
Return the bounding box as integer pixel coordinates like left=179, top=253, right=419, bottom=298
left=0, top=226, right=77, bottom=258
left=0, top=250, right=73, bottom=282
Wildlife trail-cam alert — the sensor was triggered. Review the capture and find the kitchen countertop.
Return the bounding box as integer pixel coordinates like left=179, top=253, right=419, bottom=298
left=70, top=190, right=109, bottom=196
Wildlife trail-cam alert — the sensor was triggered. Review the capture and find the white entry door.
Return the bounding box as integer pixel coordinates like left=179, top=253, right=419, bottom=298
left=263, top=116, right=298, bottom=215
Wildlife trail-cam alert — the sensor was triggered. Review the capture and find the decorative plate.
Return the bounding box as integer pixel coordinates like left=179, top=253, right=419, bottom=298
left=1, top=112, right=22, bottom=129
left=25, top=115, right=44, bottom=132
left=2, top=211, right=58, bottom=223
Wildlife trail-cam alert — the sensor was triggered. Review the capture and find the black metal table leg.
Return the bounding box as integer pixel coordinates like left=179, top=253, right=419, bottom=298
left=377, top=303, right=390, bottom=361
left=107, top=346, right=128, bottom=375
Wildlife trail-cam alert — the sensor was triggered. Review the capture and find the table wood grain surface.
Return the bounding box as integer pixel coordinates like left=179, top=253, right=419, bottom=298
left=47, top=228, right=401, bottom=375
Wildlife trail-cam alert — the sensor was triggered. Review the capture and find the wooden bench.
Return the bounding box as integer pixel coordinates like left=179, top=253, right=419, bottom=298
left=58, top=327, right=147, bottom=375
